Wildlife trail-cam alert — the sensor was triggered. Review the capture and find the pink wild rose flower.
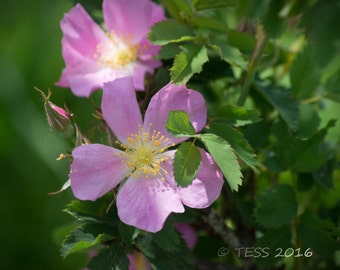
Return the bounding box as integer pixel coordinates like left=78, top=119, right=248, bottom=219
left=56, top=0, right=165, bottom=97
left=69, top=77, right=223, bottom=232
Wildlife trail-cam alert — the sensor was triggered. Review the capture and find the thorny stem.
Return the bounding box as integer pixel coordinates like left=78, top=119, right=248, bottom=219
left=237, top=24, right=269, bottom=106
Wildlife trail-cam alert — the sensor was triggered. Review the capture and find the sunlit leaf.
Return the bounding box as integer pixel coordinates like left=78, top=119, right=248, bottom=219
left=198, top=133, right=242, bottom=191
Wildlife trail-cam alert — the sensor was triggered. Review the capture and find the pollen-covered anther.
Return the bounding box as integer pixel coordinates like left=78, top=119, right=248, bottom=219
left=94, top=31, right=139, bottom=69
left=120, top=124, right=172, bottom=180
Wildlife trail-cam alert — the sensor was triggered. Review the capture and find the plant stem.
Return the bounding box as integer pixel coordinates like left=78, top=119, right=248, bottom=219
left=237, top=24, right=269, bottom=106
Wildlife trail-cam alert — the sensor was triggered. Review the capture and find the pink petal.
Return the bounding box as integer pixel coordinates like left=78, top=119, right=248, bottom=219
left=175, top=224, right=197, bottom=250
left=70, top=144, right=128, bottom=201
left=60, top=3, right=108, bottom=59
left=143, top=84, right=207, bottom=145
left=116, top=176, right=185, bottom=233
left=103, top=0, right=165, bottom=43
left=176, top=148, right=223, bottom=208
left=102, top=77, right=143, bottom=144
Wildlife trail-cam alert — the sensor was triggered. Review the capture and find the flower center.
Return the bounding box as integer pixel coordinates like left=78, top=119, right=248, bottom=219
left=119, top=124, right=174, bottom=180
left=94, top=31, right=139, bottom=68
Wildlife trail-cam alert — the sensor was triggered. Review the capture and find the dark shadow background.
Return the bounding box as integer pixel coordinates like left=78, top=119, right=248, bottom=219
left=0, top=1, right=90, bottom=269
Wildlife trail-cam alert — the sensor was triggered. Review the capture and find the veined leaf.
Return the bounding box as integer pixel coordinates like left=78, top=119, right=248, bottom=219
left=61, top=224, right=117, bottom=258
left=210, top=38, right=248, bottom=70
left=214, top=104, right=261, bottom=126
left=166, top=110, right=196, bottom=137
left=260, top=86, right=300, bottom=131
left=173, top=142, right=201, bottom=187
left=198, top=133, right=242, bottom=191
left=207, top=123, right=259, bottom=172
left=149, top=19, right=196, bottom=46
left=170, top=44, right=208, bottom=85
left=87, top=244, right=129, bottom=270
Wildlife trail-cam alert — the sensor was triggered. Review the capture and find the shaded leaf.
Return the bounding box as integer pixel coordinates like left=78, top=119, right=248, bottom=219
left=88, top=244, right=129, bottom=270
left=210, top=38, right=248, bottom=70
left=298, top=211, right=340, bottom=254
left=260, top=86, right=299, bottom=131
left=214, top=104, right=261, bottom=126
left=254, top=226, right=292, bottom=267
left=254, top=184, right=297, bottom=228
left=152, top=219, right=181, bottom=252
left=61, top=223, right=117, bottom=258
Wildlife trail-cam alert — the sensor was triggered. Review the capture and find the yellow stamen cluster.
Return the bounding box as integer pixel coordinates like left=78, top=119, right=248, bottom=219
left=94, top=31, right=139, bottom=68
left=119, top=124, right=174, bottom=180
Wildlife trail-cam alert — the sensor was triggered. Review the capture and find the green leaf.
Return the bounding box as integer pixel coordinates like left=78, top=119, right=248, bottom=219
left=166, top=110, right=196, bottom=137
left=194, top=0, right=237, bottom=11
left=210, top=38, right=248, bottom=70
left=149, top=19, right=196, bottom=46
left=118, top=222, right=137, bottom=248
left=298, top=211, right=340, bottom=254
left=136, top=234, right=193, bottom=270
left=152, top=219, right=181, bottom=252
left=207, top=123, right=259, bottom=172
left=64, top=194, right=116, bottom=225
left=170, top=44, right=209, bottom=84
left=254, top=226, right=292, bottom=267
left=260, top=86, right=299, bottom=131
left=261, top=0, right=286, bottom=38
left=294, top=103, right=321, bottom=139
left=290, top=119, right=336, bottom=172
left=238, top=0, right=271, bottom=18
left=61, top=224, right=117, bottom=258
left=290, top=46, right=321, bottom=99
left=173, top=142, right=201, bottom=187
left=162, top=0, right=194, bottom=23
left=254, top=184, right=297, bottom=228
left=87, top=244, right=129, bottom=270
left=214, top=104, right=261, bottom=126
left=198, top=133, right=242, bottom=191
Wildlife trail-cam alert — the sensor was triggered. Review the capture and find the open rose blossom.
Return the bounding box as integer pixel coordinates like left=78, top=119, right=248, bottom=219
left=70, top=77, right=223, bottom=232
left=56, top=0, right=165, bottom=97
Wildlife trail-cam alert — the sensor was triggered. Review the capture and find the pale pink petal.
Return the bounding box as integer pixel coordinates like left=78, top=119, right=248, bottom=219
left=143, top=84, right=207, bottom=145
left=60, top=3, right=108, bottom=59
left=175, top=224, right=197, bottom=250
left=116, top=177, right=185, bottom=233
left=103, top=0, right=165, bottom=43
left=70, top=144, right=128, bottom=201
left=102, top=77, right=143, bottom=144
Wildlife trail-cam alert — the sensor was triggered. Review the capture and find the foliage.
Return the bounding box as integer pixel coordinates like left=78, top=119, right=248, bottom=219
left=45, top=0, right=340, bottom=269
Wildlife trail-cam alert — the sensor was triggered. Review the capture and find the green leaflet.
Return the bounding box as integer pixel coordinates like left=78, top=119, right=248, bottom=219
left=87, top=244, right=129, bottom=270
left=149, top=19, right=196, bottom=46
left=173, top=142, right=201, bottom=187
left=166, top=110, right=196, bottom=137
left=198, top=133, right=242, bottom=191
left=61, top=223, right=118, bottom=258
left=170, top=44, right=208, bottom=85
left=254, top=185, right=297, bottom=228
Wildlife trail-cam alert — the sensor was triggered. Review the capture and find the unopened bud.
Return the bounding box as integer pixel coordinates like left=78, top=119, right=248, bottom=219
left=35, top=87, right=74, bottom=138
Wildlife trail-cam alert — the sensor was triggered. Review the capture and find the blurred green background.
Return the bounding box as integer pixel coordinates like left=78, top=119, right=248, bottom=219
left=0, top=0, right=88, bottom=269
